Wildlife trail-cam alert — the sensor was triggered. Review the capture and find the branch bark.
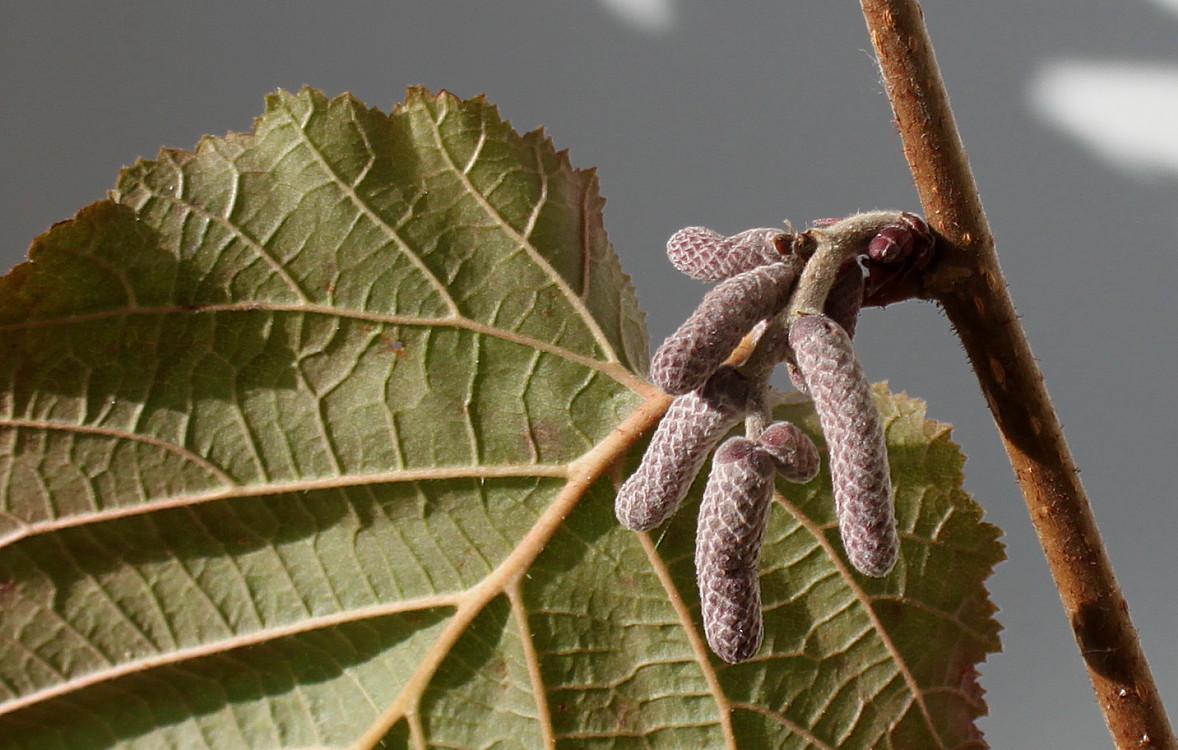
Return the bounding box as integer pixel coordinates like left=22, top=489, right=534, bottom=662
left=857, top=1, right=1175, bottom=748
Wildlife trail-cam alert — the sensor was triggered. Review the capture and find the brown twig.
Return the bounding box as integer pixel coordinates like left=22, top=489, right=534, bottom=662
left=858, top=1, right=1175, bottom=748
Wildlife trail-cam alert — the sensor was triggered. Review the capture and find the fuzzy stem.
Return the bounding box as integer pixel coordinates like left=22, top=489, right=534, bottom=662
left=786, top=211, right=897, bottom=318
left=859, top=1, right=1175, bottom=747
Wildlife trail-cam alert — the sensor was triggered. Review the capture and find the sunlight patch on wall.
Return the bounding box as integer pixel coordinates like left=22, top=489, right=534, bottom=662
left=1146, top=0, right=1178, bottom=15
left=1028, top=60, right=1178, bottom=177
left=596, top=0, right=676, bottom=33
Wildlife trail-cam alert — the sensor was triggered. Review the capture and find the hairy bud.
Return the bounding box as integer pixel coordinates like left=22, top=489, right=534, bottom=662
left=788, top=314, right=897, bottom=577
left=695, top=437, right=777, bottom=663
left=650, top=262, right=797, bottom=395
left=757, top=421, right=820, bottom=484
left=666, top=226, right=789, bottom=281
left=615, top=367, right=755, bottom=531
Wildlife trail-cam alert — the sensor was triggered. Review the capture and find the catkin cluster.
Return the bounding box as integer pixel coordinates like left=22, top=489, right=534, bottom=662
left=615, top=214, right=935, bottom=663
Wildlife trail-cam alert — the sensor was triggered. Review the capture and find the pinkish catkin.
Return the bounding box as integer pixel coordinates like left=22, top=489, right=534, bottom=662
left=615, top=367, right=755, bottom=532
left=695, top=437, right=778, bottom=663
left=650, top=262, right=796, bottom=396
left=788, top=314, right=898, bottom=577
left=666, top=226, right=789, bottom=281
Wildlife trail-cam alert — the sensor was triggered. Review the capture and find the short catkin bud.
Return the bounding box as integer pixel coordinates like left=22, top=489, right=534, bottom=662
left=756, top=421, right=820, bottom=484
left=650, top=262, right=797, bottom=396
left=695, top=437, right=778, bottom=663
left=666, top=227, right=789, bottom=281
left=615, top=367, right=754, bottom=531
left=788, top=314, right=898, bottom=577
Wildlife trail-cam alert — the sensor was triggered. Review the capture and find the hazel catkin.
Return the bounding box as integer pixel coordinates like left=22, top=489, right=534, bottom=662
left=650, top=262, right=797, bottom=396
left=615, top=367, right=755, bottom=532
left=823, top=258, right=866, bottom=340
left=756, top=421, right=820, bottom=484
left=666, top=226, right=789, bottom=281
left=786, top=258, right=865, bottom=393
left=788, top=314, right=898, bottom=577
left=695, top=436, right=777, bottom=663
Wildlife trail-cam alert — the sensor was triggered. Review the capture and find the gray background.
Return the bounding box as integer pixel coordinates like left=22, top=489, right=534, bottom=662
left=3, top=1, right=1175, bottom=747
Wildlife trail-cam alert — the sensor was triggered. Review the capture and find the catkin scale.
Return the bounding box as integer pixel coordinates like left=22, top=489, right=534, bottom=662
left=788, top=314, right=898, bottom=577
left=615, top=367, right=754, bottom=531
left=666, top=227, right=788, bottom=281
left=650, top=262, right=797, bottom=396
left=695, top=437, right=778, bottom=663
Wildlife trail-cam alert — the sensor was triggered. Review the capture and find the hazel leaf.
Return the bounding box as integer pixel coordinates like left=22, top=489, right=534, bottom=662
left=0, top=88, right=1001, bottom=750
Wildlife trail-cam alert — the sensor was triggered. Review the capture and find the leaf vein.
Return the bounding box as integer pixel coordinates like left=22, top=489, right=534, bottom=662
left=0, top=418, right=235, bottom=489
left=0, top=593, right=461, bottom=719
left=349, top=394, right=668, bottom=749
left=0, top=464, right=569, bottom=550
left=143, top=150, right=310, bottom=304
left=730, top=701, right=837, bottom=750
left=0, top=305, right=650, bottom=393
left=638, top=532, right=737, bottom=749
left=772, top=494, right=948, bottom=749
left=277, top=96, right=459, bottom=316
left=422, top=100, right=618, bottom=363
left=507, top=579, right=556, bottom=749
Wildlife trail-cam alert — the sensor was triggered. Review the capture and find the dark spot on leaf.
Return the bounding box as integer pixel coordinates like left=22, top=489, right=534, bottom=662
left=381, top=335, right=406, bottom=356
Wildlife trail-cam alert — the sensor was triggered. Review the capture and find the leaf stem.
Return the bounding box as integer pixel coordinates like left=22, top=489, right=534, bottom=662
left=857, top=1, right=1175, bottom=747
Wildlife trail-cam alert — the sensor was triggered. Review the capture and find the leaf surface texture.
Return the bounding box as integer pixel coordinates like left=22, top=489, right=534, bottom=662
left=0, top=88, right=1001, bottom=749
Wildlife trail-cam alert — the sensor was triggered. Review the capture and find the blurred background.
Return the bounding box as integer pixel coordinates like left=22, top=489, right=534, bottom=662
left=2, top=1, right=1175, bottom=746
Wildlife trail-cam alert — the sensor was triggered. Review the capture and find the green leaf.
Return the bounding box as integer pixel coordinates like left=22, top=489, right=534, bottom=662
left=0, top=88, right=1002, bottom=749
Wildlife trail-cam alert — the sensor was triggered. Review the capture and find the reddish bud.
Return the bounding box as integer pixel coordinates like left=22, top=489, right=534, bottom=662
left=864, top=212, right=936, bottom=304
